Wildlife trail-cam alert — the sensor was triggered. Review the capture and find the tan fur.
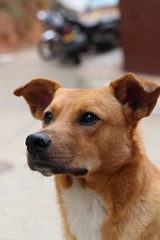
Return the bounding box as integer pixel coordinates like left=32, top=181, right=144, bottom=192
left=14, top=73, right=160, bottom=240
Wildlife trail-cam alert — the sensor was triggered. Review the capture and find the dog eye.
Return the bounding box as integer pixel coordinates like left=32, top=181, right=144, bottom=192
left=43, top=112, right=53, bottom=125
left=79, top=112, right=99, bottom=126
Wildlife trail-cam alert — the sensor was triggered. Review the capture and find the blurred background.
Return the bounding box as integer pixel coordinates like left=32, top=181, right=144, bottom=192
left=0, top=0, right=160, bottom=239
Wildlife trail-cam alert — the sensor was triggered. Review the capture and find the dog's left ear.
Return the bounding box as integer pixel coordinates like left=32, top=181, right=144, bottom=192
left=14, top=78, right=61, bottom=120
left=110, top=73, right=160, bottom=121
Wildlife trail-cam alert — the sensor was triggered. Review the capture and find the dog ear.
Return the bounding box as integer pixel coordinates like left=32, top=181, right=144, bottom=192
left=110, top=73, right=160, bottom=121
left=14, top=78, right=61, bottom=120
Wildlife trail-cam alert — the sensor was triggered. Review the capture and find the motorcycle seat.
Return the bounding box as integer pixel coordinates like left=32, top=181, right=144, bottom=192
left=81, top=22, right=100, bottom=31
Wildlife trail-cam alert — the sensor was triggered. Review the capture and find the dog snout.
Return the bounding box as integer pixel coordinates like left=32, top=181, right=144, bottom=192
left=25, top=133, right=51, bottom=154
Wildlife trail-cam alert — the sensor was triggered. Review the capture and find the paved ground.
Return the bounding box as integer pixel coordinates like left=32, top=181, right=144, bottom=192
left=0, top=47, right=160, bottom=240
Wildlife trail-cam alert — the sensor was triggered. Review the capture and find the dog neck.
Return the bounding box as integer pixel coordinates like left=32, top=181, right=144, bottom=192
left=61, top=178, right=107, bottom=240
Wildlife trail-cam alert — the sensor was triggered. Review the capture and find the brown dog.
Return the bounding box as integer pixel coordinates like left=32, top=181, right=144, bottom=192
left=14, top=73, right=160, bottom=240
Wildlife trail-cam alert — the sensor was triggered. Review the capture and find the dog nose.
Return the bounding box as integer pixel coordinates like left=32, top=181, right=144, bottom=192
left=25, top=133, right=51, bottom=154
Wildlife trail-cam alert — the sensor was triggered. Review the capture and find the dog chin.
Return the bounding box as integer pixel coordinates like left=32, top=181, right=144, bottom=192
left=37, top=169, right=53, bottom=177
left=28, top=163, right=53, bottom=177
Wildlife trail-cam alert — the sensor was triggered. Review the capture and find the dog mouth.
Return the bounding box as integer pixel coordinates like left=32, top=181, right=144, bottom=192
left=28, top=158, right=88, bottom=177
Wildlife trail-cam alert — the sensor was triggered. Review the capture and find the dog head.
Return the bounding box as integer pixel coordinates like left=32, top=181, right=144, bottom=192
left=14, top=74, right=160, bottom=177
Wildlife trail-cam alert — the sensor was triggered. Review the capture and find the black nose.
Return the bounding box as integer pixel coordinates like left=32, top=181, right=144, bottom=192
left=25, top=133, right=51, bottom=154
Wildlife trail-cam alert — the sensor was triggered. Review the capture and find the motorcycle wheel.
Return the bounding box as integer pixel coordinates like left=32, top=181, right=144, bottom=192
left=38, top=40, right=58, bottom=60
left=72, top=54, right=81, bottom=65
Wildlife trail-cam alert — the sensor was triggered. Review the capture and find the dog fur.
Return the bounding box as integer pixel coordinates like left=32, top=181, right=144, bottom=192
left=14, top=73, right=160, bottom=240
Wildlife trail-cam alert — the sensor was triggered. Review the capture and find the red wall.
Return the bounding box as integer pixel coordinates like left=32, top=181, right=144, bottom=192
left=120, top=0, right=160, bottom=75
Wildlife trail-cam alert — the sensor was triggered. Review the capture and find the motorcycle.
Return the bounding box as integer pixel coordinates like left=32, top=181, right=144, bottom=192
left=37, top=10, right=87, bottom=64
left=37, top=3, right=120, bottom=64
left=66, top=15, right=120, bottom=52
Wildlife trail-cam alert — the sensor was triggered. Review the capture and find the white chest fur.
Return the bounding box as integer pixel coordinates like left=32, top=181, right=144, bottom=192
left=62, top=179, right=107, bottom=240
